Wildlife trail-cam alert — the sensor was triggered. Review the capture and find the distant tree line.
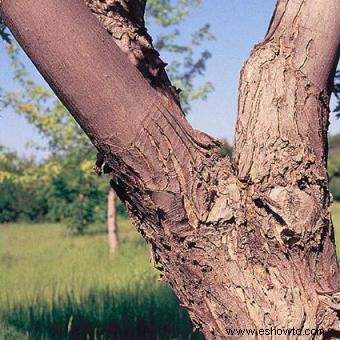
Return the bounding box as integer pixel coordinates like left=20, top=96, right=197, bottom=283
left=0, top=146, right=126, bottom=233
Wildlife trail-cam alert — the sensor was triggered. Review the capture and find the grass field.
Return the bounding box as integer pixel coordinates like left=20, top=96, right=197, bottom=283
left=0, top=218, right=202, bottom=339
left=0, top=203, right=340, bottom=339
left=333, top=201, right=340, bottom=258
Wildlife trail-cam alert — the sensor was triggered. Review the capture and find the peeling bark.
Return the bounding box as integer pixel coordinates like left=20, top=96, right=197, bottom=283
left=1, top=0, right=339, bottom=338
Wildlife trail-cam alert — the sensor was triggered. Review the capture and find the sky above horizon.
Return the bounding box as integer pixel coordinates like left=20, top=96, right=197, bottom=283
left=0, top=0, right=339, bottom=159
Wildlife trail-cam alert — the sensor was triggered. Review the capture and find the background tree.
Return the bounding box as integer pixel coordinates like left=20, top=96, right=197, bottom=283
left=107, top=188, right=118, bottom=253
left=0, top=17, right=10, bottom=44
left=0, top=145, right=48, bottom=222
left=0, top=146, right=110, bottom=232
left=1, top=0, right=339, bottom=338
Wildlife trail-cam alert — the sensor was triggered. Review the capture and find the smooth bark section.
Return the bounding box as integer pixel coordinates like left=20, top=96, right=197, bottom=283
left=107, top=188, right=118, bottom=254
left=0, top=0, right=160, bottom=151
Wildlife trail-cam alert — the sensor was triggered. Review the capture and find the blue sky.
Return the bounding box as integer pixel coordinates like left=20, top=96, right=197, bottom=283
left=0, top=0, right=339, bottom=158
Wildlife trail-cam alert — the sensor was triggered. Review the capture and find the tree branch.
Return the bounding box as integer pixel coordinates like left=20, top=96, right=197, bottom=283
left=235, top=0, right=340, bottom=184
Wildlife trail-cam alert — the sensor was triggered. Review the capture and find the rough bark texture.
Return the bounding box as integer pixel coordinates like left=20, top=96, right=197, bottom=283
left=231, top=0, right=340, bottom=336
left=1, top=0, right=339, bottom=339
left=107, top=188, right=118, bottom=253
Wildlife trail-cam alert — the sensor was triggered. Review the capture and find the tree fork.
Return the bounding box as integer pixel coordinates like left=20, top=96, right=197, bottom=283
left=1, top=0, right=339, bottom=338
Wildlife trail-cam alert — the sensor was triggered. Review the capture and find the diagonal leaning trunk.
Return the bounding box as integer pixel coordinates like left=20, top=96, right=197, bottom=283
left=1, top=0, right=339, bottom=338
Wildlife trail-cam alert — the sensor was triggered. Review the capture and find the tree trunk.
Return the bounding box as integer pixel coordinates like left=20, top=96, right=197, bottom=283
left=107, top=188, right=118, bottom=253
left=1, top=0, right=339, bottom=338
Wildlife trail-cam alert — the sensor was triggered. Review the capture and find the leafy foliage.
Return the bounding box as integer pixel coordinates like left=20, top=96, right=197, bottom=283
left=45, top=150, right=108, bottom=233
left=0, top=145, right=48, bottom=222
left=147, top=0, right=215, bottom=111
left=0, top=146, right=128, bottom=232
left=156, top=24, right=214, bottom=111
left=0, top=45, right=108, bottom=232
left=146, top=0, right=202, bottom=26
left=0, top=17, right=10, bottom=44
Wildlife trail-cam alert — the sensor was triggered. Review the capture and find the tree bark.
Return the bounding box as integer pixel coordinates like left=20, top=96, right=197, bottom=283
left=107, top=188, right=118, bottom=253
left=1, top=0, right=339, bottom=338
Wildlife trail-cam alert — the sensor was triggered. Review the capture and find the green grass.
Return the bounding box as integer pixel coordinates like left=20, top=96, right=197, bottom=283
left=333, top=201, right=340, bottom=259
left=0, top=205, right=339, bottom=340
left=0, top=218, right=202, bottom=339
